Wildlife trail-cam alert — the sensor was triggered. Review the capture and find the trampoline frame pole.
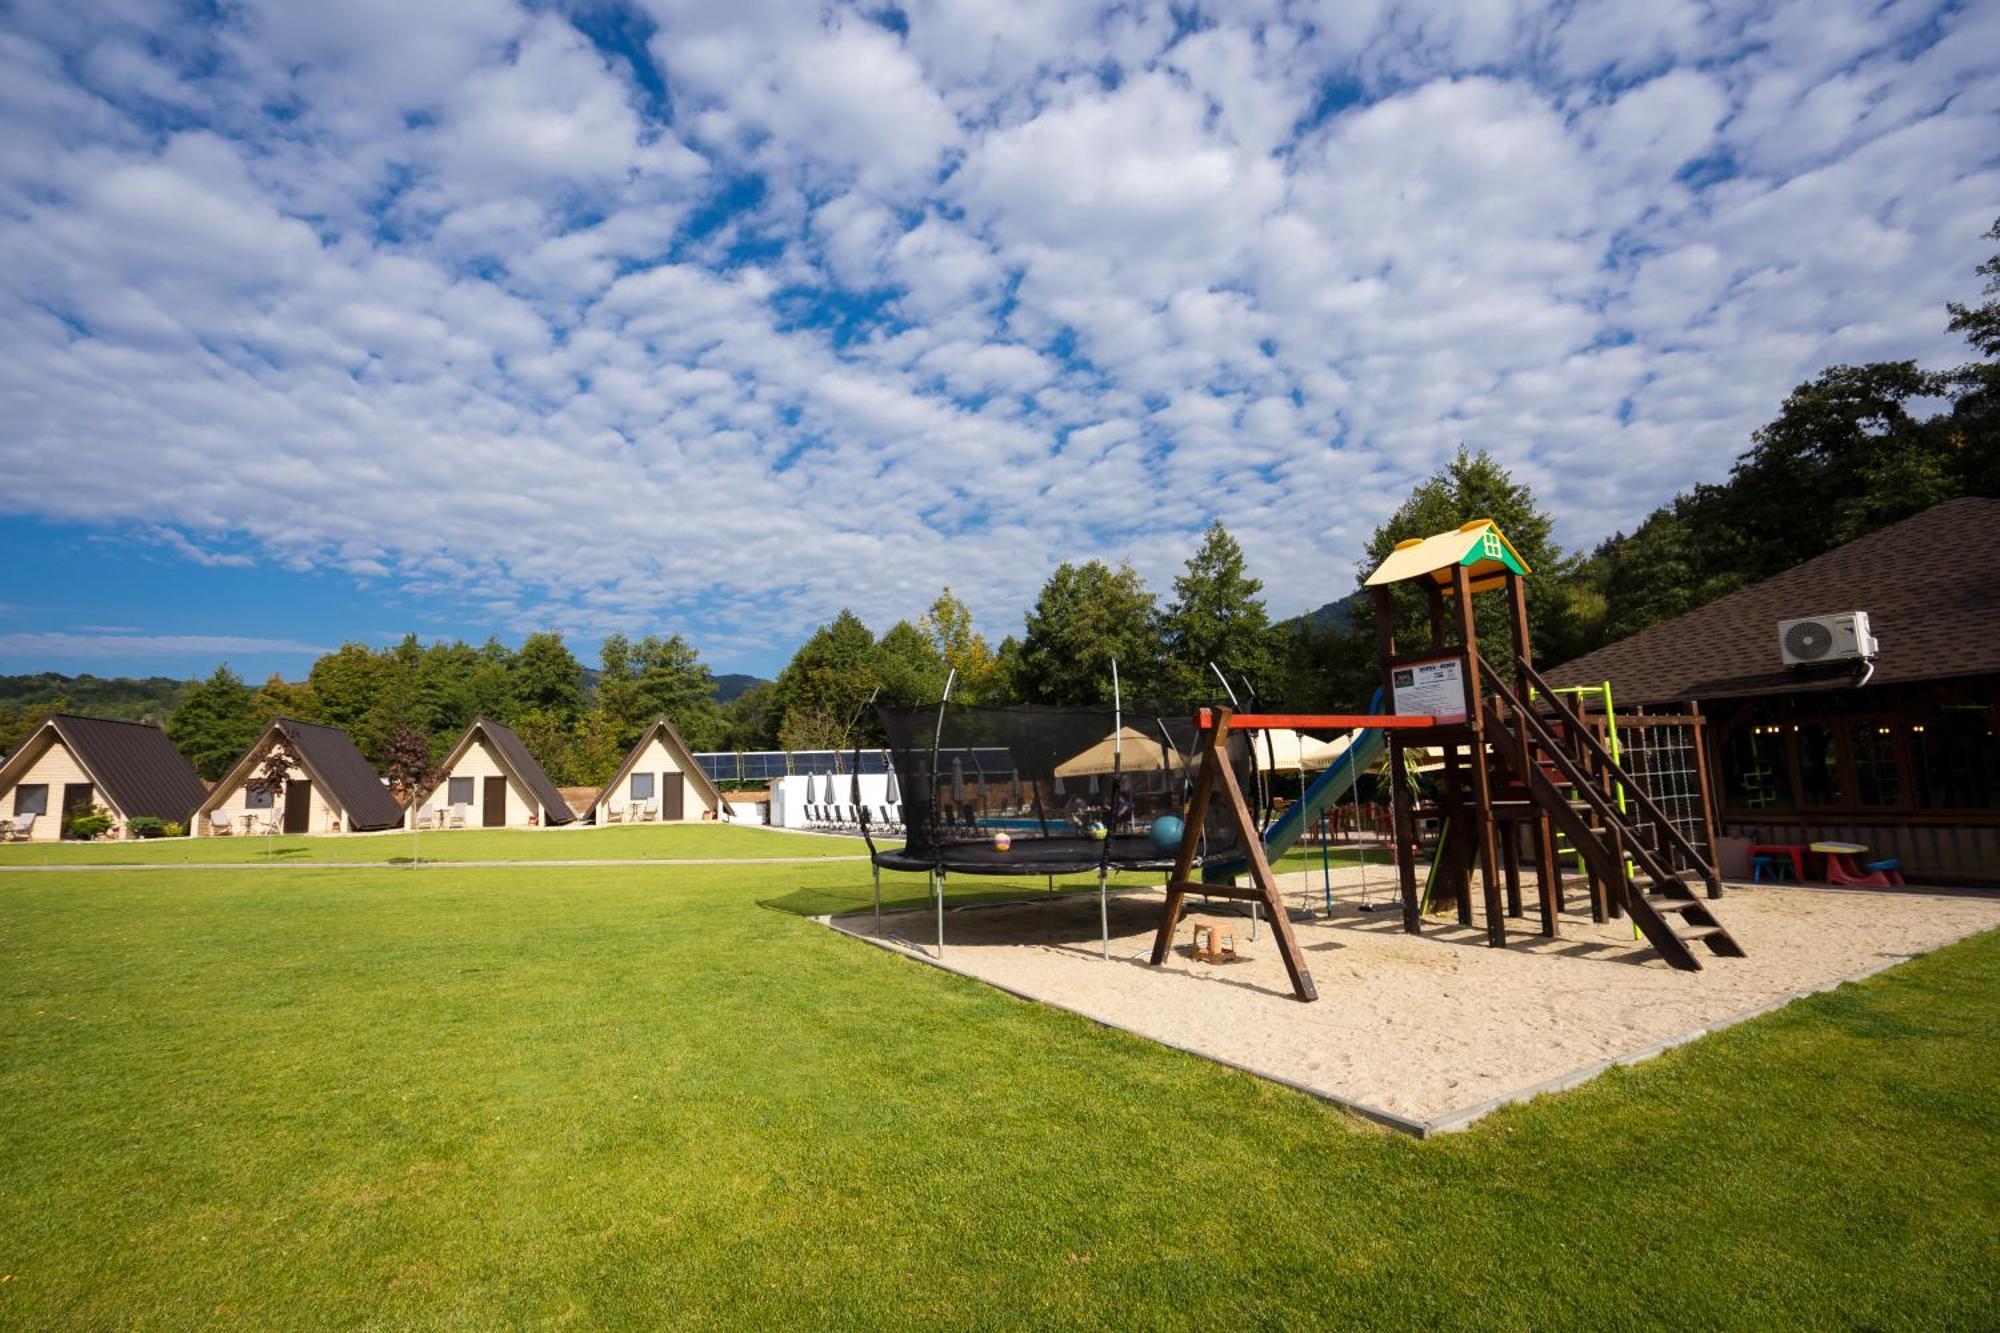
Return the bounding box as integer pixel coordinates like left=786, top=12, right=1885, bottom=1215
left=1098, top=864, right=1109, bottom=960
left=933, top=868, right=945, bottom=957
left=873, top=862, right=882, bottom=936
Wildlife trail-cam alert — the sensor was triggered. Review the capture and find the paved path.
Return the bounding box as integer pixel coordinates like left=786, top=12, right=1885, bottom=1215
left=0, top=854, right=873, bottom=873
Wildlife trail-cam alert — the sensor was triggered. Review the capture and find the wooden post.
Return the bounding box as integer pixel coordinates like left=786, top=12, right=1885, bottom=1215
left=1451, top=562, right=1506, bottom=948
left=1374, top=585, right=1422, bottom=935
left=1150, top=710, right=1225, bottom=967
left=1688, top=708, right=1723, bottom=899
left=1504, top=570, right=1558, bottom=935
left=1441, top=745, right=1471, bottom=923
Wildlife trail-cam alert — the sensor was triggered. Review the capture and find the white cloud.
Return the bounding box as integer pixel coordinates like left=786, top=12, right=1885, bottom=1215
left=0, top=0, right=1993, bottom=669
left=0, top=632, right=329, bottom=658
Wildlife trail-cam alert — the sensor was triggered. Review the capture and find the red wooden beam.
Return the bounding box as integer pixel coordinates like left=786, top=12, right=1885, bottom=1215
left=1194, top=710, right=1438, bottom=731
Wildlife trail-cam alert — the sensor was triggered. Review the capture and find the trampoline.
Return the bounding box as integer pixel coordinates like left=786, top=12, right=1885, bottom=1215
left=862, top=698, right=1256, bottom=958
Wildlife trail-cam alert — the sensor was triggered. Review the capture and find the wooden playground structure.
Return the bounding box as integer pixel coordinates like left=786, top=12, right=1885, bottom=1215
left=1153, top=519, right=1745, bottom=1002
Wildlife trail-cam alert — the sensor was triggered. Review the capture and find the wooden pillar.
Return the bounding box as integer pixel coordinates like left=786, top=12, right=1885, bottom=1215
left=1441, top=744, right=1471, bottom=923
left=1150, top=709, right=1225, bottom=966
left=1503, top=821, right=1523, bottom=917
left=1374, top=585, right=1423, bottom=935
left=1688, top=708, right=1723, bottom=899
left=1451, top=563, right=1506, bottom=948
left=1502, top=569, right=1558, bottom=934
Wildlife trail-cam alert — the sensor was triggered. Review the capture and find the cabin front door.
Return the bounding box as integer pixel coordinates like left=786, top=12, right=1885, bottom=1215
left=283, top=780, right=311, bottom=834
left=60, top=783, right=94, bottom=838
left=483, top=776, right=507, bottom=827
left=660, top=777, right=684, bottom=822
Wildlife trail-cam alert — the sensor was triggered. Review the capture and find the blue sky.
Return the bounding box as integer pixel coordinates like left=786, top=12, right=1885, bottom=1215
left=1, top=0, right=1996, bottom=684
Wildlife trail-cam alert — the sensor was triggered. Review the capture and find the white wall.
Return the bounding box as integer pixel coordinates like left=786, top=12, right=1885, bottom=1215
left=769, top=773, right=896, bottom=829
left=200, top=759, right=335, bottom=835
left=1, top=732, right=112, bottom=841
left=594, top=733, right=718, bottom=823
left=407, top=735, right=537, bottom=829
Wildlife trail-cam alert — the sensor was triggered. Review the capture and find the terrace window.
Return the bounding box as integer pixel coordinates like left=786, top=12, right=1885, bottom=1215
left=1911, top=697, right=2000, bottom=812
left=1720, top=713, right=1793, bottom=812
left=448, top=776, right=474, bottom=806
left=1797, top=723, right=1843, bottom=807
left=1849, top=721, right=1904, bottom=808
left=14, top=783, right=47, bottom=816
left=246, top=786, right=273, bottom=810
left=631, top=772, right=655, bottom=802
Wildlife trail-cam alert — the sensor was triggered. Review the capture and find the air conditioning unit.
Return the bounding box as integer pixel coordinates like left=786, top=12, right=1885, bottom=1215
left=1778, top=612, right=1878, bottom=667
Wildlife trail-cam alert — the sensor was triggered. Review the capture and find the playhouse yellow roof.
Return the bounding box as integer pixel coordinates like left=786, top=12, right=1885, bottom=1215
left=1363, top=519, right=1531, bottom=592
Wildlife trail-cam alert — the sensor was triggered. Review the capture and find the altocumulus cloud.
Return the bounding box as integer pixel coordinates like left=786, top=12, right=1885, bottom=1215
left=0, top=0, right=1995, bottom=661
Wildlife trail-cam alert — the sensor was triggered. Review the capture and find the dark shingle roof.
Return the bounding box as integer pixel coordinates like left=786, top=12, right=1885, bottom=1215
left=466, top=717, right=576, bottom=825
left=47, top=714, right=206, bottom=821
left=1546, top=497, right=2000, bottom=705
left=279, top=719, right=404, bottom=830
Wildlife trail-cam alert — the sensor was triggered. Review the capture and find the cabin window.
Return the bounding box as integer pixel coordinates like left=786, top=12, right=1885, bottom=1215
left=14, top=784, right=47, bottom=816
left=246, top=786, right=274, bottom=810
left=1720, top=714, right=1793, bottom=812
left=630, top=772, right=655, bottom=801
left=1848, top=722, right=1903, bottom=808
left=1796, top=723, right=1843, bottom=807
left=448, top=776, right=474, bottom=806
left=1911, top=699, right=2000, bottom=812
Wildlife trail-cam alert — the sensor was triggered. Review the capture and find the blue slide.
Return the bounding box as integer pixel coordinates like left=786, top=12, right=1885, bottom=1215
left=1200, top=692, right=1389, bottom=884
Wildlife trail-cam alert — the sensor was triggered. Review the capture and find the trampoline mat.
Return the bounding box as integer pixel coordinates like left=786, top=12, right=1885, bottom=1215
left=872, top=833, right=1182, bottom=877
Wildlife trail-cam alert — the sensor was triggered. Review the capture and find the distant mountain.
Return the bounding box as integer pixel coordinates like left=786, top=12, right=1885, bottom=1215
left=713, top=673, right=767, bottom=703
left=1283, top=591, right=1366, bottom=635
left=0, top=672, right=186, bottom=723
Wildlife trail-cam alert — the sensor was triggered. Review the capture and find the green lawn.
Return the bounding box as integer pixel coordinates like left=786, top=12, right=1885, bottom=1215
left=0, top=822, right=861, bottom=866
left=2, top=861, right=1995, bottom=1328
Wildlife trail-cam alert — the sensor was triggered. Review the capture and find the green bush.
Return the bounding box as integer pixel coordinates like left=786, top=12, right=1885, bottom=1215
left=126, top=817, right=168, bottom=839
left=64, top=810, right=114, bottom=840
left=161, top=820, right=184, bottom=839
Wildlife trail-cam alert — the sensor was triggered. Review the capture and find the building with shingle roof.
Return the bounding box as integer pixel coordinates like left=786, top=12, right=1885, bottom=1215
left=405, top=717, right=576, bottom=829
left=0, top=714, right=206, bottom=841
left=193, top=718, right=404, bottom=836
left=1546, top=497, right=2000, bottom=881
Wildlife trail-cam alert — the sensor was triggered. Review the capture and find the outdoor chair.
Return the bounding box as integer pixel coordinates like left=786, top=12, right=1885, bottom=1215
left=641, top=799, right=660, bottom=822
left=207, top=813, right=233, bottom=837
left=446, top=805, right=468, bottom=830
left=2, top=813, right=34, bottom=841
left=605, top=803, right=624, bottom=824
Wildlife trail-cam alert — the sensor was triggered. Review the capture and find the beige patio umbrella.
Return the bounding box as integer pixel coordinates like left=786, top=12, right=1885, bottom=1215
left=1054, top=727, right=1185, bottom=777
left=1258, top=728, right=1353, bottom=772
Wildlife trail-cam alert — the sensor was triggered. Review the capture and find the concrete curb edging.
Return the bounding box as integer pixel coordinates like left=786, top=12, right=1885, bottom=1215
left=819, top=912, right=1932, bottom=1139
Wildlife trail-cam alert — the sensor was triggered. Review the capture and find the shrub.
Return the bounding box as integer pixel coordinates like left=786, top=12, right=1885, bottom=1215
left=161, top=820, right=184, bottom=839
left=127, top=816, right=168, bottom=839
left=65, top=810, right=114, bottom=840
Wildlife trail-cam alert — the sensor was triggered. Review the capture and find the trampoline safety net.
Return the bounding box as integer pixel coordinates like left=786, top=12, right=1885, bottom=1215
left=867, top=702, right=1253, bottom=876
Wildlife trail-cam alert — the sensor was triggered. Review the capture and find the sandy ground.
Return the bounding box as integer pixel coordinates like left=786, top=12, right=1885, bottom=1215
left=828, top=867, right=2000, bottom=1132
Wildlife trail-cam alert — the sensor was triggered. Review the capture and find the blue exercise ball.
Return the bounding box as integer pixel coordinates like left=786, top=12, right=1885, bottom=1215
left=1150, top=815, right=1186, bottom=853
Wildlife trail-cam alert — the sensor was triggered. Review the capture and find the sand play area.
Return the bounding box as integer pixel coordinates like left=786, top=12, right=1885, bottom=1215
left=827, top=868, right=2000, bottom=1134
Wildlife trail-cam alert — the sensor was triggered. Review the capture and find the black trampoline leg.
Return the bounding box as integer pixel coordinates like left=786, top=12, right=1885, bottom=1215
left=873, top=863, right=881, bottom=936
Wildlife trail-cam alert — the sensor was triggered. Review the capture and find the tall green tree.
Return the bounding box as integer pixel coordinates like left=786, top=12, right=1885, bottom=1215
left=1016, top=561, right=1160, bottom=705
left=1159, top=521, right=1275, bottom=703
left=1361, top=447, right=1585, bottom=669
left=918, top=587, right=997, bottom=701
left=625, top=634, right=725, bottom=750
left=511, top=632, right=585, bottom=723
left=166, top=666, right=260, bottom=780
left=768, top=610, right=880, bottom=750
left=874, top=619, right=945, bottom=706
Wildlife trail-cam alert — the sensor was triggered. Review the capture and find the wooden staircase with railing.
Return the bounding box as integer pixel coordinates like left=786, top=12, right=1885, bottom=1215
left=1480, top=655, right=1745, bottom=972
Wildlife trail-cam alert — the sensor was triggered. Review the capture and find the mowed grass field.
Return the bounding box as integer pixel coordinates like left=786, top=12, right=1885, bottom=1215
left=2, top=848, right=1996, bottom=1328
left=0, top=822, right=862, bottom=866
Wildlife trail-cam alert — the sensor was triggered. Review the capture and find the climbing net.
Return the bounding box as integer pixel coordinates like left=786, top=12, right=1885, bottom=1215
left=1614, top=717, right=1711, bottom=872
